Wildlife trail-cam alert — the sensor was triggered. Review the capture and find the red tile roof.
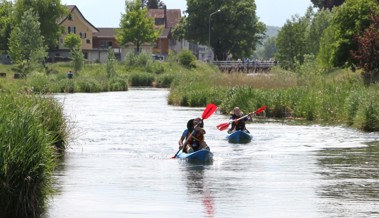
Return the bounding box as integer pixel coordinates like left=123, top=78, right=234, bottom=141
left=148, top=9, right=181, bottom=28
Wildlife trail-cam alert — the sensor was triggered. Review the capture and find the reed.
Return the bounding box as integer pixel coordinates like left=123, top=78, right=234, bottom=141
left=168, top=61, right=379, bottom=132
left=0, top=93, right=68, bottom=218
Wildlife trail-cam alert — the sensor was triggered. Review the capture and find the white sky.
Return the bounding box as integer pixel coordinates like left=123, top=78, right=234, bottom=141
left=60, top=0, right=313, bottom=27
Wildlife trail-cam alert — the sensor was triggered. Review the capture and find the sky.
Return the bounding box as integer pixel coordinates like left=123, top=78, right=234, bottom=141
left=60, top=0, right=313, bottom=28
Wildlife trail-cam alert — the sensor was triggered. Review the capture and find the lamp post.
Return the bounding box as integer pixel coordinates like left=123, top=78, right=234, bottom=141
left=208, top=9, right=221, bottom=61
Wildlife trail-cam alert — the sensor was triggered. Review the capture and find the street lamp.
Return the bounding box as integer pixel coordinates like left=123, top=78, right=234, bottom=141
left=208, top=9, right=221, bottom=61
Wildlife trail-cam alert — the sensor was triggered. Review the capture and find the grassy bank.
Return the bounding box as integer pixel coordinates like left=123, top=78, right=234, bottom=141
left=168, top=62, right=379, bottom=132
left=0, top=93, right=68, bottom=217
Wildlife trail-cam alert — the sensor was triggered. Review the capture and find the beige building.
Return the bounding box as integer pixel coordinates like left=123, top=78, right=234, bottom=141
left=49, top=5, right=194, bottom=63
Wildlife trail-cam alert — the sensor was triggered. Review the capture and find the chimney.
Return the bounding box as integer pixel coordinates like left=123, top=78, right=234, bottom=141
left=164, top=5, right=167, bottom=28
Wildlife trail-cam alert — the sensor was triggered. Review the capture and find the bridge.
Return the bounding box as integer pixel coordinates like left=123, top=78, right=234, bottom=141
left=212, top=60, right=277, bottom=73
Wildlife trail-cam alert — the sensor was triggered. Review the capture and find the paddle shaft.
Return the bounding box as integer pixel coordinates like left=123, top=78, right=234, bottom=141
left=172, top=103, right=217, bottom=158
left=173, top=122, right=200, bottom=158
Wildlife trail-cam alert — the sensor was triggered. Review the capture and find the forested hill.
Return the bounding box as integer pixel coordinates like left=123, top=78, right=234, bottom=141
left=265, top=25, right=280, bottom=38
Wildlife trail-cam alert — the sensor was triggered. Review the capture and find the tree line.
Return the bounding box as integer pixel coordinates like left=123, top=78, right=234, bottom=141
left=1, top=0, right=378, bottom=83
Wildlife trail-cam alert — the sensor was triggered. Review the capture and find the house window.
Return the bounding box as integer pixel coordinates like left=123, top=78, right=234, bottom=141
left=68, top=14, right=73, bottom=21
left=100, top=40, right=113, bottom=48
left=68, top=26, right=76, bottom=34
left=79, top=32, right=87, bottom=39
left=155, top=18, right=165, bottom=26
left=153, top=42, right=159, bottom=49
left=86, top=39, right=91, bottom=44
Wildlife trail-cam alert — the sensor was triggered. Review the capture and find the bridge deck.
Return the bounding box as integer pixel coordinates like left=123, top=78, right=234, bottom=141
left=212, top=60, right=277, bottom=73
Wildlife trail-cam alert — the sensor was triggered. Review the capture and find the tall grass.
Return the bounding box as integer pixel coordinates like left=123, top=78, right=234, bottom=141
left=168, top=60, right=379, bottom=132
left=0, top=93, right=68, bottom=217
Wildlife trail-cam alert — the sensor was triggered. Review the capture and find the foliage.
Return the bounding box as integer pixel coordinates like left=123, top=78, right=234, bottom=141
left=0, top=0, right=12, bottom=52
left=311, top=0, right=345, bottom=10
left=168, top=60, right=379, bottom=132
left=106, top=48, right=117, bottom=78
left=144, top=0, right=165, bottom=9
left=177, top=0, right=265, bottom=60
left=124, top=52, right=154, bottom=69
left=0, top=93, right=68, bottom=218
left=8, top=9, right=47, bottom=74
left=177, top=49, right=196, bottom=68
left=275, top=14, right=310, bottom=70
left=63, top=33, right=81, bottom=51
left=257, top=36, right=276, bottom=59
left=307, top=9, right=332, bottom=56
left=129, top=72, right=155, bottom=86
left=351, top=14, right=379, bottom=83
left=116, top=0, right=159, bottom=53
left=71, top=47, right=84, bottom=73
left=318, top=0, right=379, bottom=68
left=13, top=0, right=67, bottom=49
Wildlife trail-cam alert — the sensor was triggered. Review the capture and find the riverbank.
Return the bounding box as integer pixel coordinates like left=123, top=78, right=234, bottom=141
left=168, top=61, right=379, bottom=132
left=0, top=93, right=68, bottom=217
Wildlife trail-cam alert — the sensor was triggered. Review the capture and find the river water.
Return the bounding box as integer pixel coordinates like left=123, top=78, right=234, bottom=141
left=46, top=88, right=379, bottom=218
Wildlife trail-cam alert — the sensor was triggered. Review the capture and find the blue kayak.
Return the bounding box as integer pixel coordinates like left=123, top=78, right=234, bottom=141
left=227, top=130, right=253, bottom=143
left=176, top=149, right=213, bottom=163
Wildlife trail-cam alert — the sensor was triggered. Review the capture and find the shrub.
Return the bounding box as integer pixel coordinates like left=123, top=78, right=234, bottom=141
left=178, top=50, right=196, bottom=69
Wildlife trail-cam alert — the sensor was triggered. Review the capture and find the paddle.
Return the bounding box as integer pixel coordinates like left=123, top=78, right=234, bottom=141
left=216, top=105, right=267, bottom=131
left=171, top=103, right=218, bottom=158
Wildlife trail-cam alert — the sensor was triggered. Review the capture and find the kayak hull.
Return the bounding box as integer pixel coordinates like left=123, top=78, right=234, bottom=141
left=176, top=149, right=213, bottom=163
left=227, top=130, right=253, bottom=143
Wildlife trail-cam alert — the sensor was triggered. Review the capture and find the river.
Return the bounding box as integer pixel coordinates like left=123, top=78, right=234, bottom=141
left=46, top=88, right=379, bottom=218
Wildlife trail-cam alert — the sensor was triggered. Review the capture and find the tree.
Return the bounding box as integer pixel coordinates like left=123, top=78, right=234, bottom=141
left=175, top=0, right=265, bottom=60
left=318, top=0, right=379, bottom=68
left=13, top=0, right=67, bottom=49
left=351, top=14, right=379, bottom=83
left=144, top=0, right=165, bottom=9
left=306, top=9, right=332, bottom=56
left=71, top=47, right=84, bottom=73
left=106, top=48, right=117, bottom=78
left=256, top=36, right=276, bottom=60
left=64, top=33, right=81, bottom=51
left=275, top=15, right=310, bottom=69
left=0, top=0, right=12, bottom=53
left=9, top=9, right=47, bottom=73
left=117, top=0, right=159, bottom=53
left=311, top=0, right=345, bottom=10
left=64, top=33, right=83, bottom=72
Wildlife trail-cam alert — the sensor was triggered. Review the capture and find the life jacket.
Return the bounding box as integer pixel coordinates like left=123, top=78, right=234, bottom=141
left=230, top=114, right=246, bottom=131
left=186, top=130, right=204, bottom=147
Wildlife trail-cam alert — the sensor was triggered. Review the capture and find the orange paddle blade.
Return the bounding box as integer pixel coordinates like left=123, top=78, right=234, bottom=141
left=202, top=103, right=218, bottom=120
left=254, top=106, right=267, bottom=115
left=216, top=122, right=230, bottom=131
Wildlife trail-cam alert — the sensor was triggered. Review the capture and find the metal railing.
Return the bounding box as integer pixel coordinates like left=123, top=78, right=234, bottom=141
left=212, top=60, right=277, bottom=73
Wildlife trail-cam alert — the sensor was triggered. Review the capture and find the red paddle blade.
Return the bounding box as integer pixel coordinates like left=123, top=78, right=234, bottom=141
left=216, top=122, right=230, bottom=131
left=202, top=103, right=218, bottom=120
left=254, top=106, right=267, bottom=115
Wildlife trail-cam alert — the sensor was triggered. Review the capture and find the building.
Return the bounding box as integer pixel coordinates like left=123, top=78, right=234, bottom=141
left=49, top=5, right=99, bottom=62
left=50, top=5, right=192, bottom=63
left=148, top=7, right=183, bottom=58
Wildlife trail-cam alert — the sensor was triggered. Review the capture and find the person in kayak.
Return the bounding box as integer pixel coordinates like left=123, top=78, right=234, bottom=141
left=228, top=107, right=253, bottom=134
left=178, top=118, right=209, bottom=153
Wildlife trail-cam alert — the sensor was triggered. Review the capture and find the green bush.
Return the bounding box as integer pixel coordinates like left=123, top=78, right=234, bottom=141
left=178, top=50, right=196, bottom=69
left=129, top=73, right=155, bottom=86
left=109, top=77, right=128, bottom=91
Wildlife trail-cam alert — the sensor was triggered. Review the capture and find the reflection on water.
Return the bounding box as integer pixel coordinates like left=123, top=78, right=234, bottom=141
left=316, top=142, right=379, bottom=217
left=46, top=89, right=379, bottom=218
left=182, top=165, right=215, bottom=218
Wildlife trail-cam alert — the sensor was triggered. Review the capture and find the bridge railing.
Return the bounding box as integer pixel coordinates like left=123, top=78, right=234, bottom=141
left=212, top=60, right=277, bottom=73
